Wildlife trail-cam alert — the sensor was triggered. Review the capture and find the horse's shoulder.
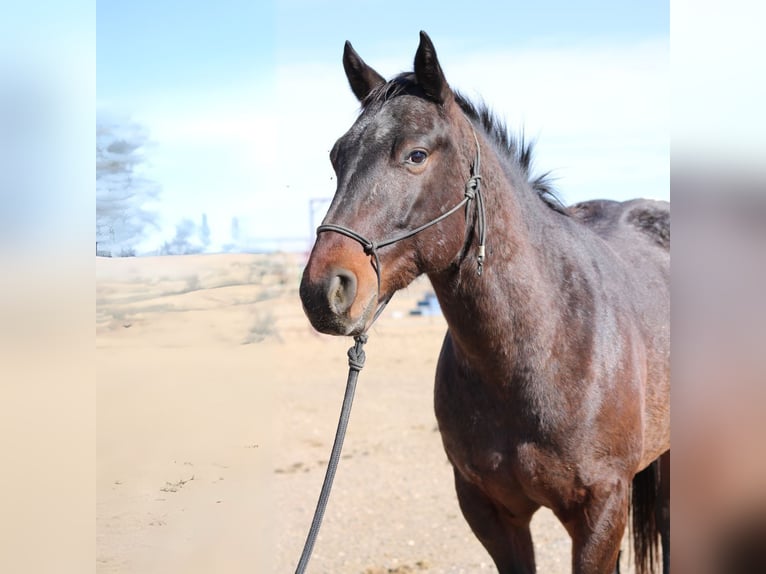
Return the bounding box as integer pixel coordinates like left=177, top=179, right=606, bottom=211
left=569, top=198, right=670, bottom=250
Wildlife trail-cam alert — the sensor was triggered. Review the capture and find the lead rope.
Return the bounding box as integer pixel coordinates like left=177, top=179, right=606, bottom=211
left=294, top=295, right=391, bottom=574
left=293, top=334, right=368, bottom=574
left=294, top=127, right=484, bottom=574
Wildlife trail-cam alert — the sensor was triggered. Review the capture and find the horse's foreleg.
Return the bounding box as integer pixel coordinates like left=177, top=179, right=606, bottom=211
left=453, top=468, right=538, bottom=574
left=568, top=476, right=630, bottom=574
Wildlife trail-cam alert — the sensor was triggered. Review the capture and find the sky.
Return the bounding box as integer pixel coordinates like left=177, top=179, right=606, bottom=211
left=97, top=0, right=669, bottom=253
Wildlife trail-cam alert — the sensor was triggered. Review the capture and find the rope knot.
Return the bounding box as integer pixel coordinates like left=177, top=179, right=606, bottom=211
left=464, top=175, right=481, bottom=199
left=362, top=241, right=377, bottom=256
left=347, top=335, right=368, bottom=371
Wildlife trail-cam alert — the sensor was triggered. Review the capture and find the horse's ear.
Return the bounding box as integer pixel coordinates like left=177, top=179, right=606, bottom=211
left=343, top=41, right=386, bottom=102
left=414, top=31, right=452, bottom=104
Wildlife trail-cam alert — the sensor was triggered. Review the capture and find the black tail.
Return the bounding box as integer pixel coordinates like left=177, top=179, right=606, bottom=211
left=631, top=459, right=661, bottom=574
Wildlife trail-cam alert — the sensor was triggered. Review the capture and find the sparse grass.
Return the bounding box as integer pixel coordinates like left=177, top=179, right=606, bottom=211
left=184, top=274, right=201, bottom=292
left=160, top=475, right=194, bottom=493
left=254, top=287, right=281, bottom=302
left=242, top=308, right=280, bottom=344
left=97, top=254, right=303, bottom=335
left=135, top=303, right=178, bottom=314
left=105, top=309, right=134, bottom=329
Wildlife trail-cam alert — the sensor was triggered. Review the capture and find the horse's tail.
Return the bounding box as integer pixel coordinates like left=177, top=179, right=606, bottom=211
left=631, top=458, right=661, bottom=574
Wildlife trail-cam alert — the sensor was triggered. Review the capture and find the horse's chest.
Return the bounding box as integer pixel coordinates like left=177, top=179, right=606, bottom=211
left=437, top=416, right=579, bottom=510
left=434, top=373, right=574, bottom=507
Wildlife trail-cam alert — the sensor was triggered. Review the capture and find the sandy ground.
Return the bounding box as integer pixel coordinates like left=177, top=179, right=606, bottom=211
left=96, top=253, right=636, bottom=574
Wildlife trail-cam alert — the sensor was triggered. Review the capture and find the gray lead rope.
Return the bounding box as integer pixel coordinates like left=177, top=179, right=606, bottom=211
left=294, top=334, right=367, bottom=574
left=294, top=128, right=484, bottom=574
left=293, top=300, right=390, bottom=574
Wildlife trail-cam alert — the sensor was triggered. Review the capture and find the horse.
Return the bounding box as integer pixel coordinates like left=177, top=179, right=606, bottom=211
left=299, top=31, right=670, bottom=574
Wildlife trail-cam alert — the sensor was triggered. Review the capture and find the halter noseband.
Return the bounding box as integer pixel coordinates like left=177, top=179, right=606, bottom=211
left=316, top=128, right=487, bottom=322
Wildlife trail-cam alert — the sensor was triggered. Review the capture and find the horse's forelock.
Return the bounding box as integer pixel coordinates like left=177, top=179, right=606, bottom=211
left=361, top=73, right=418, bottom=109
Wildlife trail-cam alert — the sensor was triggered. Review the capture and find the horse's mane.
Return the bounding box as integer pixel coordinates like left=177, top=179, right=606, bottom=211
left=363, top=73, right=568, bottom=215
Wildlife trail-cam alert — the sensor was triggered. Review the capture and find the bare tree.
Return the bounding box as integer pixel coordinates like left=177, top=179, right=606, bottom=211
left=199, top=213, right=211, bottom=249
left=230, top=216, right=240, bottom=242
left=96, top=115, right=160, bottom=256
left=159, top=218, right=204, bottom=255
left=222, top=216, right=241, bottom=253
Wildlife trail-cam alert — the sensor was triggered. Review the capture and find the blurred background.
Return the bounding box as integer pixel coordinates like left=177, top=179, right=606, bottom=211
left=95, top=0, right=669, bottom=257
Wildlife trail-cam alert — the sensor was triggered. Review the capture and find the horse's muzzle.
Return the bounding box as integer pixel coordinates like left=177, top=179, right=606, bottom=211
left=299, top=239, right=378, bottom=336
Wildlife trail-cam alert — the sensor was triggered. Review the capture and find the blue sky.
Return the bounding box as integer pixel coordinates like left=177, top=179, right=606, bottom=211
left=97, top=0, right=669, bottom=253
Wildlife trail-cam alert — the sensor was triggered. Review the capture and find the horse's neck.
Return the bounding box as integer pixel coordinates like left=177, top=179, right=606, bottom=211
left=428, top=155, right=566, bottom=381
left=430, top=248, right=557, bottom=376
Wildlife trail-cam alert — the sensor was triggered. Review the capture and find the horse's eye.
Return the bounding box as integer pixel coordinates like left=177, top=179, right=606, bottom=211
left=407, top=150, right=428, bottom=165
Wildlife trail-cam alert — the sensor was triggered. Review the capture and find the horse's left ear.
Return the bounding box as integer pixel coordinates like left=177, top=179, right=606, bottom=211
left=414, top=31, right=452, bottom=104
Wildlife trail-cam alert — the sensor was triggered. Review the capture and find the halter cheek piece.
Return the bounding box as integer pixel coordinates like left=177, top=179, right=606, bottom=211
left=316, top=127, right=487, bottom=326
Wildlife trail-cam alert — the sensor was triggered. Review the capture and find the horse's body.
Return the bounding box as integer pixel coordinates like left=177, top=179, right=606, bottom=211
left=299, top=32, right=669, bottom=574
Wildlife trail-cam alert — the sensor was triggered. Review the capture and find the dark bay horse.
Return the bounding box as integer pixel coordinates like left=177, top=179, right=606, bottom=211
left=299, top=32, right=670, bottom=574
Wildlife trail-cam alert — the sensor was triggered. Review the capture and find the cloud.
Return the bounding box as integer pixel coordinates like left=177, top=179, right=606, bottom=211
left=443, top=38, right=669, bottom=202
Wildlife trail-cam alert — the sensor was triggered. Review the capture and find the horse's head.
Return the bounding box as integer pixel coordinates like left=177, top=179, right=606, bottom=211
left=300, top=31, right=481, bottom=336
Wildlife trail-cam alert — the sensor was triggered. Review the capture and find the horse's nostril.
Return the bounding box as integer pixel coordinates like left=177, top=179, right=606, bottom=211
left=328, top=269, right=357, bottom=314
